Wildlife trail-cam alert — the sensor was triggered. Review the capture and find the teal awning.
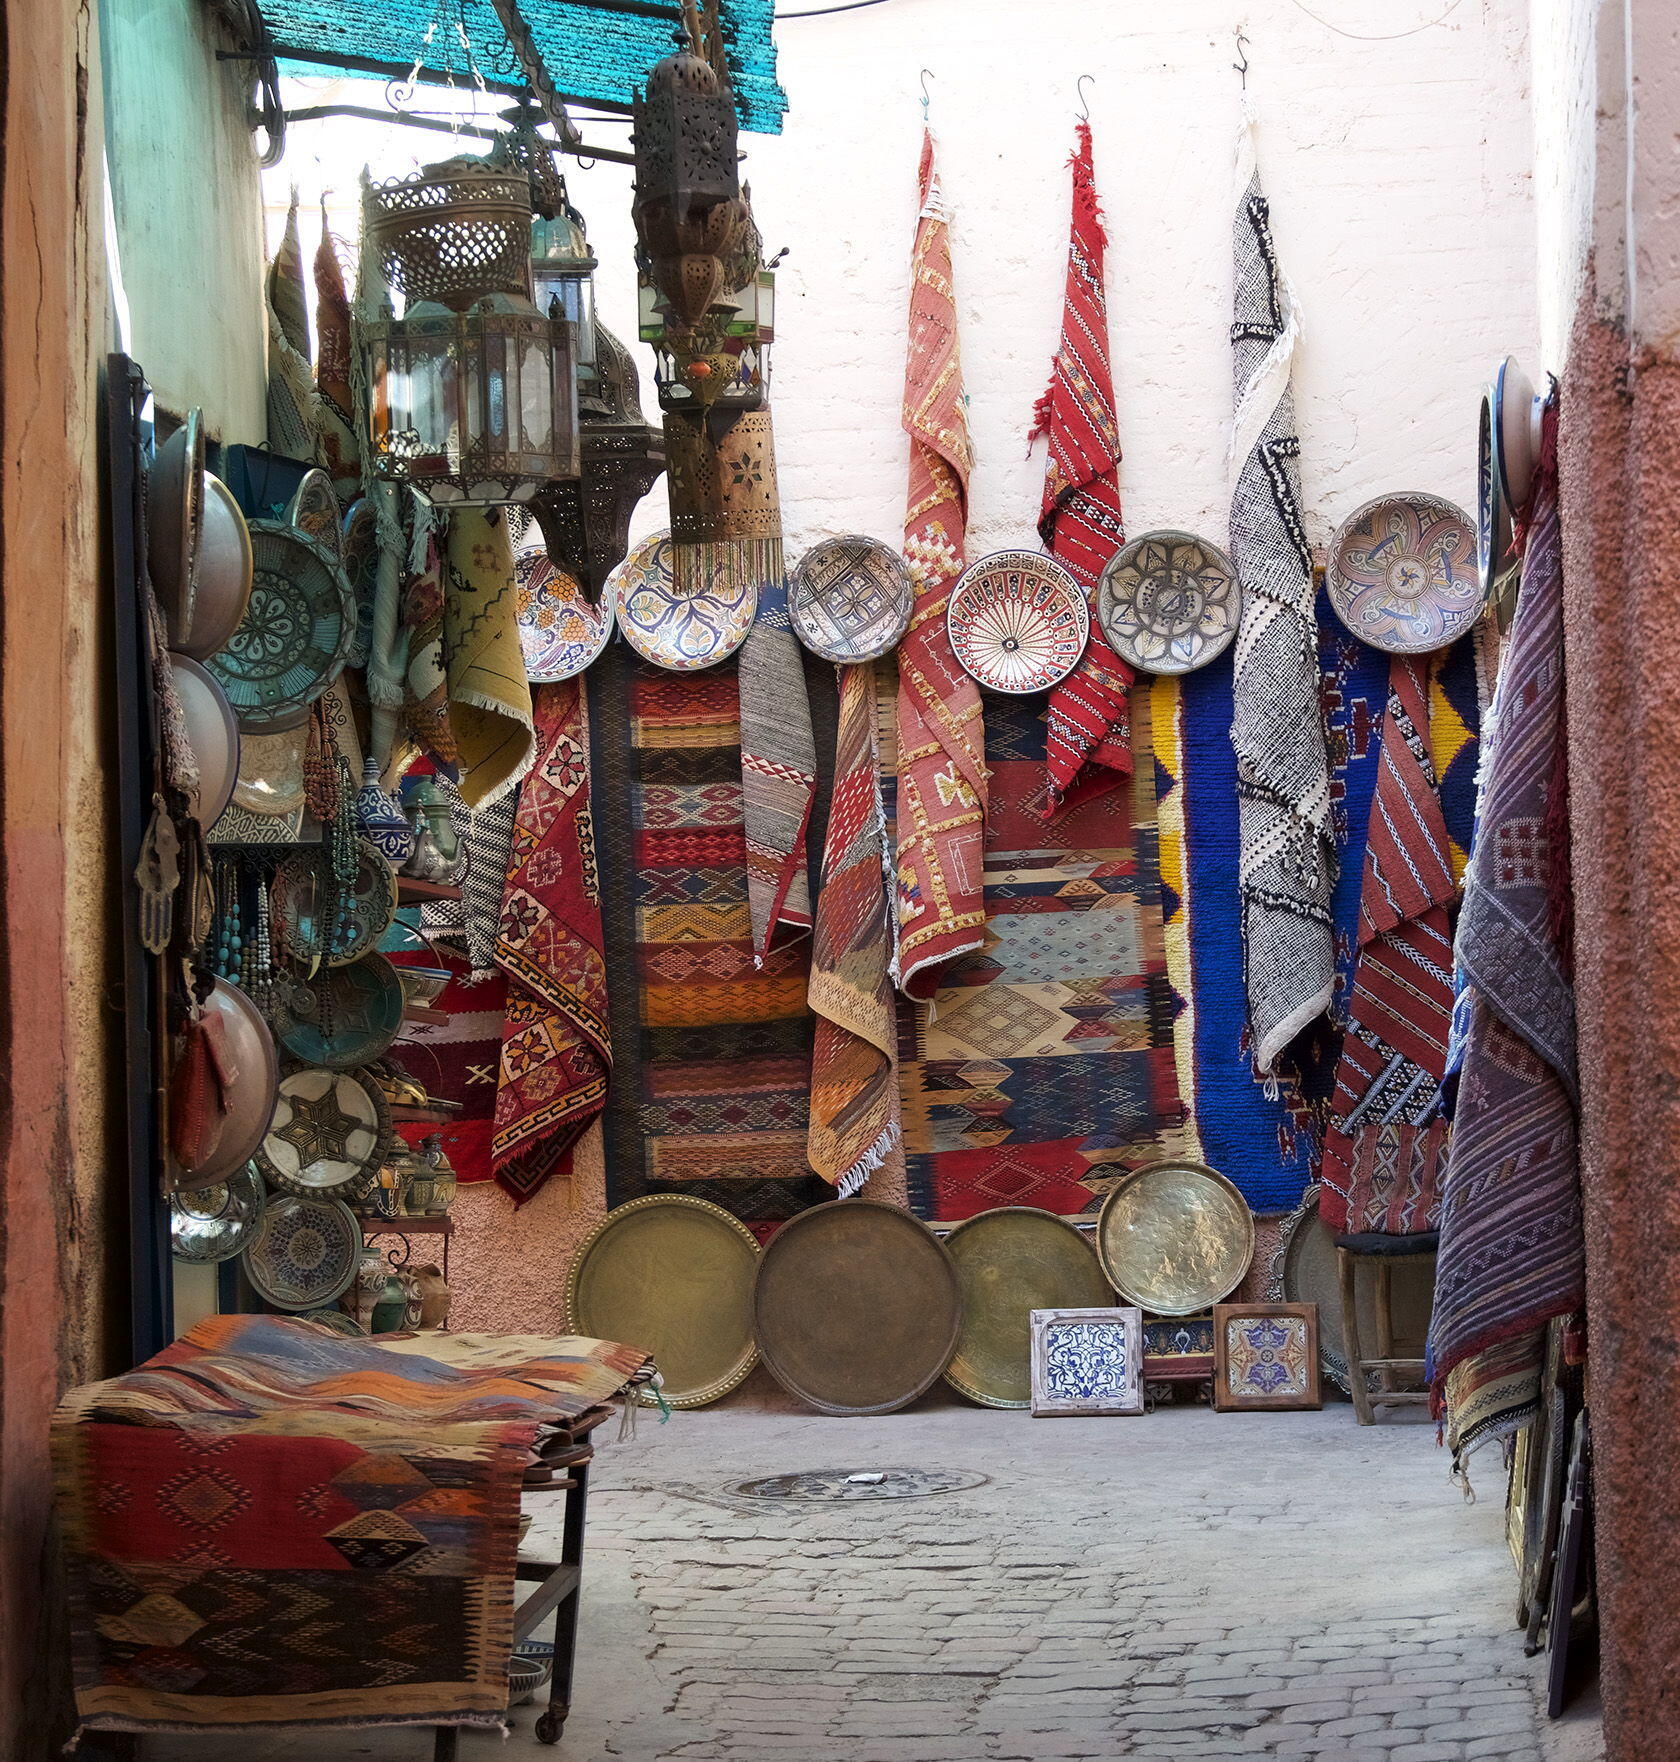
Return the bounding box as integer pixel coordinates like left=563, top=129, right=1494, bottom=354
left=266, top=0, right=784, bottom=133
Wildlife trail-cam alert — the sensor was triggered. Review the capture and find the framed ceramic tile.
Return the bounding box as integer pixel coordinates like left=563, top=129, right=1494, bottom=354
left=1213, top=1302, right=1322, bottom=1411
left=1142, top=1311, right=1216, bottom=1383
left=1029, top=1307, right=1144, bottom=1417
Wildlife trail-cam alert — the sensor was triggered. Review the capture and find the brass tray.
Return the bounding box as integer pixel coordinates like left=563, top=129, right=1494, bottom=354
left=566, top=1195, right=760, bottom=1409
left=754, top=1200, right=961, bottom=1416
left=1096, top=1160, right=1254, bottom=1316
left=943, top=1208, right=1113, bottom=1409
left=1268, top=1185, right=1433, bottom=1394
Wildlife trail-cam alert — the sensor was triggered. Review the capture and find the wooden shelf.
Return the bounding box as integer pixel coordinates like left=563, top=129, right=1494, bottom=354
left=396, top=876, right=463, bottom=905
left=402, top=1004, right=449, bottom=1026
left=391, top=1102, right=458, bottom=1125
left=360, top=1215, right=455, bottom=1236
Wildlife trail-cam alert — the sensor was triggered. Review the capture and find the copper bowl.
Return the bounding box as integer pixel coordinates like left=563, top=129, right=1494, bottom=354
left=171, top=979, right=280, bottom=1189
left=174, top=473, right=254, bottom=660
left=169, top=655, right=241, bottom=827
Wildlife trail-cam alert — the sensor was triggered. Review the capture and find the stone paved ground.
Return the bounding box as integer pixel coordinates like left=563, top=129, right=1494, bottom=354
left=148, top=1379, right=1604, bottom=1762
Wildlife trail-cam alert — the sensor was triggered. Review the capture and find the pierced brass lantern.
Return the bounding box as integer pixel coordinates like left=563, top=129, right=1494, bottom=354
left=360, top=156, right=580, bottom=506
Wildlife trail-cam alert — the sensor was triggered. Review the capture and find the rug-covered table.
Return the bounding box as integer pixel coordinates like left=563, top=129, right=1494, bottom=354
left=52, top=1315, right=649, bottom=1742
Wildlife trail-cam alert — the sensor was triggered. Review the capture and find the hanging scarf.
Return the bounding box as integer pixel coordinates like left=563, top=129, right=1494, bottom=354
left=1029, top=120, right=1134, bottom=812
left=312, top=208, right=360, bottom=499
left=895, top=129, right=986, bottom=1000
left=1318, top=655, right=1456, bottom=1233
left=492, top=681, right=611, bottom=1205
left=443, top=509, right=536, bottom=809
left=1431, top=405, right=1582, bottom=1465
left=1227, top=118, right=1335, bottom=1074
left=265, top=192, right=321, bottom=460
left=403, top=527, right=458, bottom=772
left=807, top=662, right=900, bottom=1193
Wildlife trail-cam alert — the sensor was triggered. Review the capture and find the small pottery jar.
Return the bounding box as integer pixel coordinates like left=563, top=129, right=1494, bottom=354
left=353, top=1245, right=388, bottom=1332
left=369, top=1269, right=411, bottom=1334
left=420, top=1134, right=457, bottom=1215
left=405, top=1164, right=438, bottom=1214
left=371, top=1146, right=416, bottom=1219
left=355, top=758, right=415, bottom=866
left=413, top=1262, right=451, bottom=1330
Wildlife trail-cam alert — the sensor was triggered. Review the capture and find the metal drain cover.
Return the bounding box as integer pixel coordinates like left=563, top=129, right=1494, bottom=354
left=731, top=1468, right=989, bottom=1501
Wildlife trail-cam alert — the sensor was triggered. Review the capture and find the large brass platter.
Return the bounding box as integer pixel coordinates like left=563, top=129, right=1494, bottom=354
left=1096, top=1160, right=1254, bottom=1317
left=1269, top=1187, right=1433, bottom=1394
left=566, top=1196, right=760, bottom=1409
left=943, top=1208, right=1113, bottom=1409
left=754, top=1200, right=960, bottom=1416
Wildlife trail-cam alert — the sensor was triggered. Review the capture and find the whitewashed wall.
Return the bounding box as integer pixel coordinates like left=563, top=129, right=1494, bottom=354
left=273, top=0, right=1538, bottom=566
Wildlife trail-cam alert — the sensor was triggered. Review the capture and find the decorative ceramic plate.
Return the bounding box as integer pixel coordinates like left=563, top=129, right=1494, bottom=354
left=788, top=535, right=914, bottom=663
left=942, top=1208, right=1113, bottom=1409
left=1098, top=530, right=1241, bottom=675
left=302, top=1307, right=367, bottom=1336
left=242, top=1193, right=362, bottom=1310
left=286, top=469, right=342, bottom=560
left=1268, top=1184, right=1433, bottom=1395
left=609, top=530, right=756, bottom=671
left=208, top=520, right=355, bottom=733
left=566, top=1195, right=760, bottom=1408
left=255, top=1066, right=389, bottom=1200
left=1095, top=1159, right=1254, bottom=1317
left=1494, top=355, right=1542, bottom=509
left=170, top=1163, right=266, bottom=1263
left=169, top=655, right=241, bottom=828
left=272, top=843, right=397, bottom=969
left=1329, top=493, right=1481, bottom=654
left=517, top=543, right=615, bottom=682
left=274, top=953, right=405, bottom=1070
left=947, top=550, right=1088, bottom=694
left=231, top=727, right=307, bottom=817
left=754, top=1200, right=961, bottom=1416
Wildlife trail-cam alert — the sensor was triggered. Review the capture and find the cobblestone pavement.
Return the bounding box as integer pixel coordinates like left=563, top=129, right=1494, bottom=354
left=147, top=1379, right=1604, bottom=1762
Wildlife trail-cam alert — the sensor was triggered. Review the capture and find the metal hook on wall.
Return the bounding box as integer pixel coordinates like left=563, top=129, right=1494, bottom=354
left=1075, top=74, right=1095, bottom=123
left=1233, top=29, right=1250, bottom=89
left=919, top=67, right=934, bottom=118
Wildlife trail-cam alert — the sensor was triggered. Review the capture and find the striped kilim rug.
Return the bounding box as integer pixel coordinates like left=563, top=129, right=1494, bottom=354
left=592, top=647, right=831, bottom=1225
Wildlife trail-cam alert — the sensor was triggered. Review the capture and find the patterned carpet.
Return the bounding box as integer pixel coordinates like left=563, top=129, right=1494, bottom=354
left=900, top=693, right=1186, bottom=1219
left=591, top=646, right=833, bottom=1226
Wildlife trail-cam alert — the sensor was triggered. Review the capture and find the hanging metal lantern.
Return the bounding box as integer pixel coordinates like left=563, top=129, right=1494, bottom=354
left=638, top=199, right=774, bottom=417
left=532, top=204, right=600, bottom=401
left=360, top=155, right=580, bottom=506
left=530, top=323, right=666, bottom=599
left=632, top=39, right=746, bottom=330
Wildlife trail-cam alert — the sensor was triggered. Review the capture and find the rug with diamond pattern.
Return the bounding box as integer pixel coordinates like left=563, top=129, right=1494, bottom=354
left=51, top=1315, right=648, bottom=1736
left=899, top=693, right=1190, bottom=1219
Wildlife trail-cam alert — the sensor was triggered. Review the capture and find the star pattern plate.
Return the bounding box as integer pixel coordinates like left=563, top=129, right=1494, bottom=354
left=1329, top=493, right=1481, bottom=654
left=788, top=535, right=914, bottom=663
left=609, top=530, right=755, bottom=671
left=947, top=551, right=1088, bottom=694
left=256, top=1066, right=388, bottom=1199
left=516, top=543, right=615, bottom=681
left=1098, top=529, right=1241, bottom=675
left=208, top=521, right=356, bottom=733
left=242, top=1193, right=362, bottom=1310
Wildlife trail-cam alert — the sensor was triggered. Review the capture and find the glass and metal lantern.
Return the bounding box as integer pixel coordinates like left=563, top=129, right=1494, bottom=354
left=360, top=156, right=579, bottom=506
left=531, top=203, right=599, bottom=401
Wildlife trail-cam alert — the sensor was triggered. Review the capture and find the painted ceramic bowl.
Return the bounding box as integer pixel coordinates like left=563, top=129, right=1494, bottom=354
left=609, top=530, right=756, bottom=671
left=1098, top=530, right=1241, bottom=675
left=516, top=544, right=615, bottom=681
left=256, top=1066, right=389, bottom=1200
left=242, top=1193, right=363, bottom=1310
left=170, top=1162, right=266, bottom=1264
left=274, top=953, right=406, bottom=1070
left=788, top=535, right=914, bottom=663
left=947, top=550, right=1088, bottom=694
left=1493, top=355, right=1544, bottom=510
left=1329, top=493, right=1480, bottom=654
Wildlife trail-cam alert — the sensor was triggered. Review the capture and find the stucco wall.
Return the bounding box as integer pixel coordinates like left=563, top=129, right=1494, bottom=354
left=103, top=0, right=267, bottom=440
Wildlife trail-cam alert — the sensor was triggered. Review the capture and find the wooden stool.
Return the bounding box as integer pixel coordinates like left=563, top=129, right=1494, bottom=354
left=1334, top=1231, right=1438, bottom=1425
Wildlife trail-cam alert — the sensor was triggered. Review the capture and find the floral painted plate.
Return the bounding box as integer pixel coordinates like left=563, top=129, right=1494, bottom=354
left=516, top=543, right=615, bottom=681
left=1098, top=530, right=1241, bottom=675
left=273, top=953, right=406, bottom=1070
left=1329, top=493, right=1480, bottom=654
left=255, top=1066, right=389, bottom=1200
left=947, top=551, right=1088, bottom=694
left=207, top=521, right=356, bottom=733
left=170, top=1163, right=266, bottom=1264
left=788, top=535, right=914, bottom=663
left=242, top=1193, right=362, bottom=1310
left=609, top=530, right=756, bottom=671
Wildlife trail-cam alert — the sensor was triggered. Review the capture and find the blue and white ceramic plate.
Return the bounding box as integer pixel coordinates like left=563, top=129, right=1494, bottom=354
left=242, top=1192, right=362, bottom=1310
left=609, top=530, right=756, bottom=671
